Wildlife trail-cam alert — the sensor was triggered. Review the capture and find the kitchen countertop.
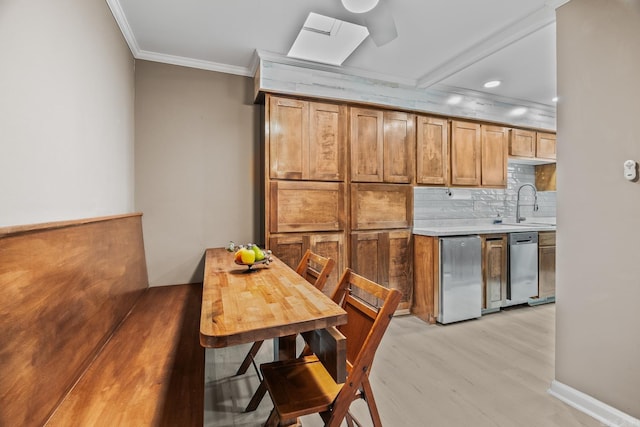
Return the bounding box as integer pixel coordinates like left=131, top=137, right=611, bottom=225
left=412, top=219, right=556, bottom=237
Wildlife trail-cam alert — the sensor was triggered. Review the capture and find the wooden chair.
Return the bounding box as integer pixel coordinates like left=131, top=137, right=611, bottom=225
left=235, top=249, right=336, bottom=376
left=260, top=269, right=402, bottom=427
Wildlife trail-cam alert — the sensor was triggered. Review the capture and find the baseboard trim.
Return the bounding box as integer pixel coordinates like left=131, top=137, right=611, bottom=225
left=548, top=380, right=640, bottom=427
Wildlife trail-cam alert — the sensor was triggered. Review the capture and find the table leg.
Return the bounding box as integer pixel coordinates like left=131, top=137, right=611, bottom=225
left=245, top=335, right=297, bottom=412
left=273, top=334, right=297, bottom=360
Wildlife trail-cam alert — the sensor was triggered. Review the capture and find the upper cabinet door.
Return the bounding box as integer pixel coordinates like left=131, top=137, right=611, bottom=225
left=269, top=96, right=346, bottom=181
left=536, top=132, right=556, bottom=160
left=509, top=129, right=536, bottom=157
left=308, top=102, right=346, bottom=181
left=481, top=125, right=508, bottom=187
left=269, top=97, right=309, bottom=180
left=450, top=120, right=481, bottom=186
left=350, top=107, right=384, bottom=182
left=383, top=111, right=415, bottom=183
left=416, top=116, right=448, bottom=185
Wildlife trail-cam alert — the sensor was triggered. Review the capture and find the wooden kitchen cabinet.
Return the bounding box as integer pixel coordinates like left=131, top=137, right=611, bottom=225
left=451, top=121, right=507, bottom=188
left=509, top=128, right=556, bottom=161
left=481, top=125, right=509, bottom=187
left=350, top=107, right=414, bottom=183
left=412, top=235, right=438, bottom=323
left=535, top=163, right=557, bottom=191
left=351, top=230, right=413, bottom=311
left=268, top=232, right=346, bottom=297
left=416, top=115, right=448, bottom=185
left=383, top=111, right=415, bottom=183
left=450, top=120, right=481, bottom=186
left=538, top=231, right=556, bottom=300
left=269, top=181, right=346, bottom=233
left=268, top=95, right=346, bottom=181
left=509, top=128, right=536, bottom=157
left=413, top=233, right=507, bottom=323
left=350, top=183, right=412, bottom=230
left=482, top=235, right=507, bottom=312
left=536, top=132, right=557, bottom=160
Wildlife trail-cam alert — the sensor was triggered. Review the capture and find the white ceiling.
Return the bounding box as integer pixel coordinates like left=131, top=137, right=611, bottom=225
left=109, top=0, right=567, bottom=107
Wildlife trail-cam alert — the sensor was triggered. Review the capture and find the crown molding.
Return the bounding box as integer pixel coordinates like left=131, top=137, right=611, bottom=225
left=106, top=0, right=141, bottom=56
left=107, top=0, right=253, bottom=76
left=135, top=50, right=253, bottom=76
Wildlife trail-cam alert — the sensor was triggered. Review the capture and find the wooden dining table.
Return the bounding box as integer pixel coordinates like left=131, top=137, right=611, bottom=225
left=199, top=246, right=347, bottom=359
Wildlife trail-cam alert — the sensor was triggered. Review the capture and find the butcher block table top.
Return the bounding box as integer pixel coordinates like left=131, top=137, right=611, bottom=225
left=200, top=248, right=347, bottom=348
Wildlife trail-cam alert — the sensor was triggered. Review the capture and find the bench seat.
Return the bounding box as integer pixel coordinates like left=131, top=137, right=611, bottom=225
left=46, top=283, right=204, bottom=426
left=0, top=213, right=204, bottom=427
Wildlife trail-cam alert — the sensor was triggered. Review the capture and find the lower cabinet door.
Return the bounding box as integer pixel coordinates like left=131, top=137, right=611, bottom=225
left=538, top=245, right=556, bottom=299
left=351, top=229, right=413, bottom=311
left=268, top=232, right=345, bottom=297
left=482, top=235, right=507, bottom=312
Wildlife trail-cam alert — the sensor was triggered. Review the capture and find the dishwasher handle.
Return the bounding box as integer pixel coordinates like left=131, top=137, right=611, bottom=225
left=509, top=232, right=538, bottom=245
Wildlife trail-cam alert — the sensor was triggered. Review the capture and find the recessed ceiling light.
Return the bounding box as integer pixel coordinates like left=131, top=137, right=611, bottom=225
left=511, top=107, right=527, bottom=116
left=447, top=95, right=462, bottom=105
left=552, top=97, right=559, bottom=103
left=287, top=13, right=369, bottom=66
left=483, top=80, right=501, bottom=88
left=341, top=0, right=379, bottom=13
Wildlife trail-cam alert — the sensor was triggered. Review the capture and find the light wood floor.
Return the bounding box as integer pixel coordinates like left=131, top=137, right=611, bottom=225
left=204, top=303, right=603, bottom=427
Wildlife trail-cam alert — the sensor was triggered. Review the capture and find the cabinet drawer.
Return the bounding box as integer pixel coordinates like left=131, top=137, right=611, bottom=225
left=350, top=184, right=412, bottom=230
left=270, top=181, right=346, bottom=232
left=538, top=231, right=556, bottom=246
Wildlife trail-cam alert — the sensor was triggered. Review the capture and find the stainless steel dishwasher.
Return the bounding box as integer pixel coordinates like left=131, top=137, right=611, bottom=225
left=506, top=231, right=538, bottom=306
left=438, top=236, right=482, bottom=324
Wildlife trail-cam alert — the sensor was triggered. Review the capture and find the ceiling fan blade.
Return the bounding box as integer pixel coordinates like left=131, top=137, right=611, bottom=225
left=362, top=1, right=397, bottom=47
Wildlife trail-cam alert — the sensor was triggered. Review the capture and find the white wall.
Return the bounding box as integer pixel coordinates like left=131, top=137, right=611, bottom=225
left=0, top=0, right=135, bottom=227
left=134, top=61, right=260, bottom=286
left=556, top=0, right=640, bottom=419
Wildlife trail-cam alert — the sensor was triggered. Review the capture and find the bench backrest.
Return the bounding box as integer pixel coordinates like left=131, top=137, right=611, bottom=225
left=0, top=213, right=148, bottom=427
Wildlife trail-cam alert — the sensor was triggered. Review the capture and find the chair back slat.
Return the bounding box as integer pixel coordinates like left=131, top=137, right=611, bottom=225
left=295, top=249, right=335, bottom=291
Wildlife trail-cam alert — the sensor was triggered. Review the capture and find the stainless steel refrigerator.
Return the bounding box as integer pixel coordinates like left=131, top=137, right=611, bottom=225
left=438, top=236, right=482, bottom=324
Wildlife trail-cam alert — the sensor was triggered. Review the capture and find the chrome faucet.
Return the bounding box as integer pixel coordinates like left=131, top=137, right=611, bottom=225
left=516, top=184, right=538, bottom=223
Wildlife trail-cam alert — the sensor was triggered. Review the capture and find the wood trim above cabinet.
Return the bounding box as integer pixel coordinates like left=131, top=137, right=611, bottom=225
left=350, top=183, right=412, bottom=230
left=270, top=181, right=346, bottom=233
left=416, top=115, right=449, bottom=185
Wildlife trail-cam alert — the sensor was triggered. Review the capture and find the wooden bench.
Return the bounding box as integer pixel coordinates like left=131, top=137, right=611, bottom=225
left=0, top=213, right=204, bottom=427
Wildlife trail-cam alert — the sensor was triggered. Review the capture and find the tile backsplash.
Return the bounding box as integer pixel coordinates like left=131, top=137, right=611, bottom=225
left=414, top=163, right=556, bottom=227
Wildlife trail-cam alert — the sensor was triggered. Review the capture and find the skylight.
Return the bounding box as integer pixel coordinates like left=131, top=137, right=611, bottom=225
left=287, top=13, right=369, bottom=66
